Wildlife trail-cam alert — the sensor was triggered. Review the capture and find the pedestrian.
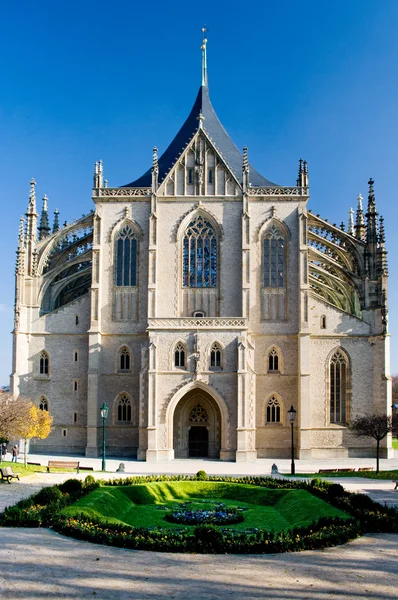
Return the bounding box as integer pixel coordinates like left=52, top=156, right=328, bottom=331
left=11, top=445, right=19, bottom=463
left=1, top=442, right=7, bottom=459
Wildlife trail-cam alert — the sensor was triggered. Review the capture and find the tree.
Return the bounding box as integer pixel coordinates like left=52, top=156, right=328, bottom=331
left=392, top=374, right=398, bottom=403
left=0, top=391, right=52, bottom=466
left=350, top=413, right=398, bottom=473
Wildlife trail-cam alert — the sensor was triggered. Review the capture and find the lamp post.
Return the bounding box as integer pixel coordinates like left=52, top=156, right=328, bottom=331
left=287, top=405, right=297, bottom=476
left=100, top=403, right=109, bottom=472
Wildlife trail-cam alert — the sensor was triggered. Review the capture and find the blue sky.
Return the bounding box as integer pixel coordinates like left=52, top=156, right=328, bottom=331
left=1, top=0, right=398, bottom=384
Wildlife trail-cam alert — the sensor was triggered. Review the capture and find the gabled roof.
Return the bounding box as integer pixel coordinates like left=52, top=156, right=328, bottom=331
left=123, top=84, right=277, bottom=188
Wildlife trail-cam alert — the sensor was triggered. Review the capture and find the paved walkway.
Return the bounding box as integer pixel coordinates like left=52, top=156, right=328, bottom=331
left=0, top=528, right=397, bottom=599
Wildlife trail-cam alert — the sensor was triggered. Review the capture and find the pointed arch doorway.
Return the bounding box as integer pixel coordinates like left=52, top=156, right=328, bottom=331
left=173, top=389, right=221, bottom=459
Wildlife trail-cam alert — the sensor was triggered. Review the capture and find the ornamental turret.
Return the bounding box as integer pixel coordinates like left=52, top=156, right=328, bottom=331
left=38, top=194, right=51, bottom=240
left=53, top=208, right=60, bottom=233
left=355, top=193, right=365, bottom=241
left=242, top=146, right=249, bottom=192
left=15, top=216, right=25, bottom=276
left=25, top=178, right=38, bottom=276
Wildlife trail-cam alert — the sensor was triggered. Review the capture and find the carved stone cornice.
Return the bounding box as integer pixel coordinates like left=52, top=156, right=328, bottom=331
left=93, top=188, right=152, bottom=198
left=148, top=317, right=247, bottom=330
left=248, top=186, right=308, bottom=197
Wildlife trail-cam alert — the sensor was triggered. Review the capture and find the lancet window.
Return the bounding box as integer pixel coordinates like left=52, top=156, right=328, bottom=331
left=116, top=225, right=137, bottom=287
left=210, top=343, right=222, bottom=368
left=39, top=397, right=48, bottom=411
left=119, top=347, right=131, bottom=372
left=266, top=396, right=281, bottom=423
left=329, top=350, right=349, bottom=424
left=263, top=226, right=285, bottom=288
left=182, top=215, right=217, bottom=288
left=117, top=395, right=132, bottom=423
left=39, top=351, right=49, bottom=375
left=174, top=343, right=186, bottom=368
left=268, top=349, right=279, bottom=372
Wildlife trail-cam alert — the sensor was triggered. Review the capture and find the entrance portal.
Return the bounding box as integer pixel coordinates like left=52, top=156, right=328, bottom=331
left=188, top=426, right=209, bottom=457
left=173, top=389, right=221, bottom=459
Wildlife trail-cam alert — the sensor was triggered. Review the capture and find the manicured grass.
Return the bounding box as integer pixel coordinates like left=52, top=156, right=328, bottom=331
left=393, top=438, right=398, bottom=450
left=61, top=481, right=348, bottom=533
left=290, top=470, right=398, bottom=480
left=0, top=460, right=75, bottom=477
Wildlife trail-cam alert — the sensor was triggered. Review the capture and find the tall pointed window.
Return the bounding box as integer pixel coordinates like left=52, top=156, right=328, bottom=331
left=39, top=397, right=48, bottom=411
left=183, top=215, right=217, bottom=288
left=117, top=394, right=132, bottom=423
left=116, top=225, right=137, bottom=287
left=119, top=347, right=131, bottom=372
left=330, top=350, right=348, bottom=424
left=263, top=226, right=284, bottom=288
left=268, top=349, right=279, bottom=372
left=39, top=351, right=49, bottom=375
left=174, top=343, right=186, bottom=368
left=210, top=343, right=222, bottom=368
left=266, top=396, right=281, bottom=423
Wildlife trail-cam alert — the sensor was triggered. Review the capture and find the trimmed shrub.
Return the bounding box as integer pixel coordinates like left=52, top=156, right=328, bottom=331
left=349, top=493, right=376, bottom=511
left=59, top=478, right=83, bottom=495
left=196, top=470, right=207, bottom=481
left=34, top=486, right=63, bottom=506
left=326, top=483, right=346, bottom=500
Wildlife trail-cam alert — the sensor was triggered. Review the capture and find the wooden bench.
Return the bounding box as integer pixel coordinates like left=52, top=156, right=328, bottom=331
left=79, top=466, right=94, bottom=471
left=358, top=467, right=373, bottom=472
left=337, top=468, right=355, bottom=473
left=1, top=467, right=21, bottom=484
left=47, top=460, right=80, bottom=473
left=318, top=469, right=336, bottom=474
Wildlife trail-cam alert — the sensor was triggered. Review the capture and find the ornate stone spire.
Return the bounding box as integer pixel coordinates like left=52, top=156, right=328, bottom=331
left=38, top=194, right=51, bottom=240
left=15, top=216, right=26, bottom=275
left=377, top=215, right=388, bottom=276
left=93, top=161, right=99, bottom=188
left=355, top=194, right=365, bottom=241
left=379, top=215, right=385, bottom=244
left=25, top=178, right=38, bottom=275
left=296, top=158, right=304, bottom=187
left=53, top=208, right=60, bottom=233
left=152, top=146, right=159, bottom=191
left=366, top=178, right=378, bottom=246
left=93, top=160, right=103, bottom=188
left=201, top=26, right=208, bottom=88
left=303, top=160, right=309, bottom=187
left=348, top=207, right=354, bottom=236
left=242, top=146, right=249, bottom=192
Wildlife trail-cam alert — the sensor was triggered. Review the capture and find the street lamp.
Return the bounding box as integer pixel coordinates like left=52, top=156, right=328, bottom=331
left=287, top=405, right=297, bottom=476
left=100, top=403, right=109, bottom=472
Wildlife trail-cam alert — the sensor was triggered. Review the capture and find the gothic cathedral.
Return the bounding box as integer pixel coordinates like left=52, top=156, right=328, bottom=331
left=10, top=40, right=392, bottom=461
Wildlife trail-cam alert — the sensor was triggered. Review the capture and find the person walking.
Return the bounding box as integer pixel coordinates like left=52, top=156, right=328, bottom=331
left=11, top=445, right=19, bottom=463
left=1, top=442, right=7, bottom=460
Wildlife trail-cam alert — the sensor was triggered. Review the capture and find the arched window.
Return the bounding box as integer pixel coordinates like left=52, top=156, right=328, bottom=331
left=330, top=350, right=348, bottom=423
left=174, top=343, right=186, bottom=368
left=183, top=215, right=217, bottom=288
left=39, top=351, right=49, bottom=375
left=263, top=225, right=285, bottom=288
left=321, top=315, right=327, bottom=329
left=189, top=404, right=208, bottom=423
left=266, top=396, right=281, bottom=423
left=268, top=349, right=279, bottom=372
left=210, top=343, right=222, bottom=368
left=119, top=347, right=131, bottom=371
left=39, top=398, right=48, bottom=411
left=116, top=225, right=137, bottom=287
left=117, top=394, right=132, bottom=423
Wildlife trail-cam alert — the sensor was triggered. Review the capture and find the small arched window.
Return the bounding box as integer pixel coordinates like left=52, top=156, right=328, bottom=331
left=268, top=349, right=279, bottom=372
left=321, top=315, right=327, bottom=329
left=39, top=351, right=49, bottom=375
left=117, top=394, right=132, bottom=423
left=263, top=225, right=285, bottom=288
left=39, top=398, right=48, bottom=411
left=330, top=350, right=348, bottom=423
left=266, top=396, right=281, bottom=423
left=116, top=225, right=137, bottom=287
left=208, top=169, right=213, bottom=184
left=183, top=215, right=217, bottom=288
left=210, top=343, right=222, bottom=368
left=174, top=343, right=186, bottom=368
left=119, top=347, right=131, bottom=372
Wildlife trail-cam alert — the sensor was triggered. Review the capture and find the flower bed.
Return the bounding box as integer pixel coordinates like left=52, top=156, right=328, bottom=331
left=165, top=502, right=244, bottom=525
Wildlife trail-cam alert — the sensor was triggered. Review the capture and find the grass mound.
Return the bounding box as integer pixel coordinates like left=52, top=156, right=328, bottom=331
left=61, top=481, right=347, bottom=532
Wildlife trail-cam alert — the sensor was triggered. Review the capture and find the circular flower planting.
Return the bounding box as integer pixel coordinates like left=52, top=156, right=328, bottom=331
left=165, top=502, right=244, bottom=525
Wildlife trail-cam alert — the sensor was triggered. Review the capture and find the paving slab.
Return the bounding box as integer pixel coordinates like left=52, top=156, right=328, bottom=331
left=0, top=528, right=397, bottom=599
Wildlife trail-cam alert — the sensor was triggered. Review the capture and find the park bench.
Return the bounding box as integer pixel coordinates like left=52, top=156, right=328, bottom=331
left=47, top=460, right=80, bottom=473
left=357, top=467, right=373, bottom=472
left=318, top=469, right=336, bottom=474
left=337, top=468, right=355, bottom=473
left=0, top=467, right=21, bottom=484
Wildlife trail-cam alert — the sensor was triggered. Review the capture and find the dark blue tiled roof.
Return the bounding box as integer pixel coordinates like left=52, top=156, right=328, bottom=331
left=123, top=85, right=277, bottom=188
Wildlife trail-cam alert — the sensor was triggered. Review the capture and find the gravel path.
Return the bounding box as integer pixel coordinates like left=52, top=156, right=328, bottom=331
left=0, top=528, right=397, bottom=599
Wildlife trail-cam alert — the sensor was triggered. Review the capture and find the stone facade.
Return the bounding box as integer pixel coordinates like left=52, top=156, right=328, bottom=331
left=10, top=46, right=393, bottom=461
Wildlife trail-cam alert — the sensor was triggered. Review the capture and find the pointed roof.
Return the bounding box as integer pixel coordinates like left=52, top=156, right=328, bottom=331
left=123, top=44, right=277, bottom=188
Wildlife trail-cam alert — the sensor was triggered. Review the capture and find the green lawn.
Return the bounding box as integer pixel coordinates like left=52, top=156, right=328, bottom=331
left=290, top=470, right=398, bottom=480
left=393, top=438, right=398, bottom=450
left=61, top=481, right=348, bottom=533
left=0, top=460, right=76, bottom=477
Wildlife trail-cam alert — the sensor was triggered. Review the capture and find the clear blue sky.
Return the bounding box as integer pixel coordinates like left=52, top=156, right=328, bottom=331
left=1, top=0, right=398, bottom=384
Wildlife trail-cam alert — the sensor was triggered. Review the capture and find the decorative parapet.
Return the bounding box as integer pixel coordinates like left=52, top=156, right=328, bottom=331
left=248, top=186, right=308, bottom=197
left=93, top=188, right=152, bottom=198
left=148, top=317, right=247, bottom=329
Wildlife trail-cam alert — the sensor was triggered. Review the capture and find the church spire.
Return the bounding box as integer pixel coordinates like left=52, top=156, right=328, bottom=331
left=53, top=208, right=60, bottom=233
left=39, top=194, right=51, bottom=240
left=355, top=193, right=365, bottom=241
left=348, top=207, right=354, bottom=236
left=201, top=26, right=208, bottom=88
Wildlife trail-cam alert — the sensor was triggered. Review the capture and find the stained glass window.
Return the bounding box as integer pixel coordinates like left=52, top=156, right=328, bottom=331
left=189, top=404, right=208, bottom=423
left=263, top=226, right=284, bottom=288
left=120, top=347, right=131, bottom=371
left=268, top=349, right=279, bottom=372
left=266, top=396, right=281, bottom=423
left=210, top=343, right=222, bottom=368
left=330, top=351, right=347, bottom=423
left=174, top=343, right=185, bottom=368
left=116, top=225, right=137, bottom=287
left=39, top=398, right=48, bottom=411
left=183, top=216, right=217, bottom=288
left=39, top=351, right=49, bottom=375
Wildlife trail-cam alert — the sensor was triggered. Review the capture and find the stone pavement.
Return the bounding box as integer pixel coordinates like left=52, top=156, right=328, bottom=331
left=0, top=528, right=397, bottom=599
